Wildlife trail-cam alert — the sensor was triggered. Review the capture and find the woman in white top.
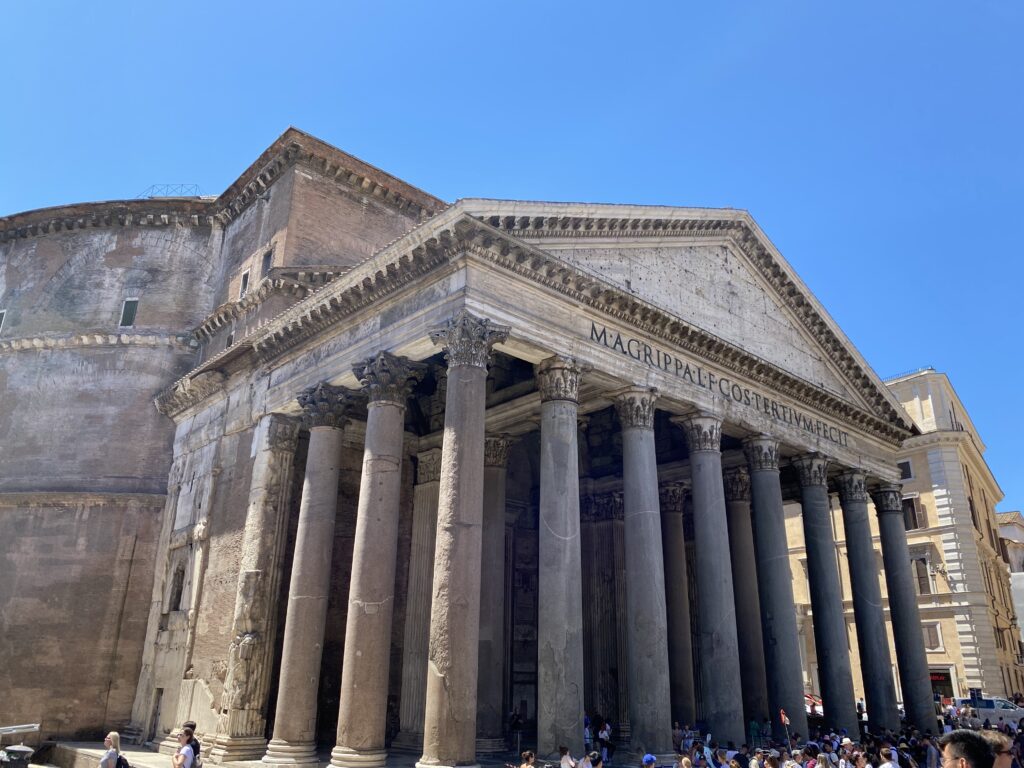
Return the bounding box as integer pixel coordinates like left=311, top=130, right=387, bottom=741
left=100, top=732, right=120, bottom=768
left=173, top=728, right=194, bottom=768
left=561, top=747, right=577, bottom=768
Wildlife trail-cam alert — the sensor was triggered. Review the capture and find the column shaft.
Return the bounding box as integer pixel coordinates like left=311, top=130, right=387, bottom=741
left=537, top=358, right=585, bottom=757
left=838, top=472, right=899, bottom=733
left=723, top=468, right=770, bottom=726
left=476, top=437, right=511, bottom=753
left=744, top=438, right=807, bottom=741
left=616, top=388, right=673, bottom=757
left=332, top=351, right=423, bottom=768
left=676, top=414, right=744, bottom=745
left=418, top=310, right=508, bottom=768
left=793, top=455, right=859, bottom=736
left=659, top=484, right=697, bottom=727
left=394, top=451, right=442, bottom=750
left=873, top=484, right=936, bottom=734
left=265, top=383, right=352, bottom=767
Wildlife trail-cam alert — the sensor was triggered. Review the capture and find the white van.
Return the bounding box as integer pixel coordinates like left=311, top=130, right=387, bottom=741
left=955, top=697, right=1024, bottom=722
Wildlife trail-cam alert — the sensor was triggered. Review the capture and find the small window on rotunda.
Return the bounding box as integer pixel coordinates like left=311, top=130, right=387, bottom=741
left=261, top=250, right=273, bottom=278
left=239, top=270, right=250, bottom=299
left=0, top=310, right=6, bottom=335
left=119, top=299, right=139, bottom=328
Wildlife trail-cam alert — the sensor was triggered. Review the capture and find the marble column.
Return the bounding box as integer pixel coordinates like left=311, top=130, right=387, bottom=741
left=743, top=437, right=807, bottom=742
left=792, top=454, right=859, bottom=737
left=476, top=435, right=512, bottom=754
left=214, top=414, right=300, bottom=762
left=536, top=357, right=586, bottom=758
left=872, top=483, right=936, bottom=734
left=614, top=387, right=673, bottom=757
left=394, top=449, right=443, bottom=751
left=417, top=310, right=509, bottom=768
left=610, top=493, right=632, bottom=743
left=332, top=352, right=425, bottom=768
left=723, top=466, right=770, bottom=725
left=674, top=413, right=744, bottom=745
left=264, top=383, right=353, bottom=767
left=837, top=471, right=899, bottom=733
left=659, top=483, right=697, bottom=727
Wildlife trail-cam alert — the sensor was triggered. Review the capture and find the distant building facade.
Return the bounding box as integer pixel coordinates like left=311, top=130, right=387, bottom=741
left=997, top=511, right=1024, bottom=650
left=789, top=367, right=1024, bottom=704
left=0, top=129, right=977, bottom=764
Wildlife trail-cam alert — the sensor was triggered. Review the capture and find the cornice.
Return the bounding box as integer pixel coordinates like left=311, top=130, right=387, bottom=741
left=155, top=370, right=228, bottom=418
left=468, top=205, right=912, bottom=437
left=192, top=268, right=347, bottom=342
left=0, top=491, right=167, bottom=507
left=0, top=330, right=193, bottom=354
left=0, top=199, right=217, bottom=243
left=154, top=210, right=912, bottom=446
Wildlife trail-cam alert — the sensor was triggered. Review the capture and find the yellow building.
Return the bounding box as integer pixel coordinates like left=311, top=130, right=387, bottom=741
left=787, top=367, right=1023, bottom=705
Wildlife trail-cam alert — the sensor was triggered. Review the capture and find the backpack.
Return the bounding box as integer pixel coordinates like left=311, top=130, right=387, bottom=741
left=115, top=755, right=131, bottom=768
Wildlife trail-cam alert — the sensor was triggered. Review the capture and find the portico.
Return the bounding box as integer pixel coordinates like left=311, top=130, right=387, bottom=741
left=143, top=199, right=929, bottom=765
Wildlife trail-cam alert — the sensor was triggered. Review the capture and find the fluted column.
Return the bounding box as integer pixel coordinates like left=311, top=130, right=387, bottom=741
left=332, top=352, right=425, bottom=768
left=837, top=471, right=899, bottom=733
left=264, top=383, right=354, bottom=767
left=723, top=466, right=770, bottom=725
left=659, top=483, right=696, bottom=727
left=394, top=449, right=443, bottom=751
left=609, top=493, right=632, bottom=743
left=536, top=357, right=586, bottom=758
left=743, top=437, right=807, bottom=741
left=614, top=387, right=673, bottom=757
left=873, top=483, right=936, bottom=734
left=214, top=414, right=300, bottom=762
left=792, top=454, right=859, bottom=736
left=417, top=310, right=509, bottom=768
left=674, top=413, right=744, bottom=744
left=476, top=435, right=512, bottom=754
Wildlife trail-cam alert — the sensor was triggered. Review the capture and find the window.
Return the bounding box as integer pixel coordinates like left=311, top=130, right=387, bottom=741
left=261, top=250, right=273, bottom=277
left=239, top=270, right=250, bottom=299
left=914, top=558, right=932, bottom=595
left=923, top=623, right=943, bottom=651
left=226, top=326, right=235, bottom=349
left=898, top=460, right=913, bottom=481
left=0, top=309, right=6, bottom=335
left=903, top=497, right=922, bottom=530
left=119, top=298, right=139, bottom=327
left=167, top=565, right=186, bottom=613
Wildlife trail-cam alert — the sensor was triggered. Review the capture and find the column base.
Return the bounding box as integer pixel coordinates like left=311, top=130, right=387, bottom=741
left=208, top=735, right=269, bottom=763
left=475, top=737, right=506, bottom=754
left=330, top=746, right=388, bottom=768
left=390, top=731, right=423, bottom=753
left=416, top=762, right=480, bottom=768
left=262, top=739, right=319, bottom=767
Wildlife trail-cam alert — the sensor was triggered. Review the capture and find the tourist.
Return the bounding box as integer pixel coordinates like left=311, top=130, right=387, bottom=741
left=643, top=755, right=657, bottom=768
left=172, top=728, right=194, bottom=768
left=586, top=717, right=594, bottom=753
left=924, top=735, right=941, bottom=768
left=562, top=746, right=578, bottom=768
left=734, top=745, right=751, bottom=768
left=100, top=732, right=120, bottom=768
left=521, top=751, right=537, bottom=768
left=939, top=730, right=995, bottom=768
left=673, top=723, right=684, bottom=754
left=590, top=753, right=605, bottom=768
left=599, top=720, right=614, bottom=765
left=980, top=730, right=1012, bottom=768
left=182, top=721, right=201, bottom=766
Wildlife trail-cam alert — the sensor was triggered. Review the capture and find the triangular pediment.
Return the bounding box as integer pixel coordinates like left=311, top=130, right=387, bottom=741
left=460, top=199, right=912, bottom=431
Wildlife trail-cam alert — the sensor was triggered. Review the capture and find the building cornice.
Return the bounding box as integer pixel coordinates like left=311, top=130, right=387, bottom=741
left=0, top=199, right=217, bottom=243
left=463, top=202, right=912, bottom=436
left=153, top=209, right=913, bottom=446
left=0, top=330, right=193, bottom=354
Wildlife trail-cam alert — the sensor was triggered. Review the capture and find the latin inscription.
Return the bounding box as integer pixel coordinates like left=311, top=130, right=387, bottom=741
left=590, top=322, right=850, bottom=447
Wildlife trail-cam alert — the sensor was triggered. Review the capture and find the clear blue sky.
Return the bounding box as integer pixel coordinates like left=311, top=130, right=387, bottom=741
left=2, top=2, right=1021, bottom=508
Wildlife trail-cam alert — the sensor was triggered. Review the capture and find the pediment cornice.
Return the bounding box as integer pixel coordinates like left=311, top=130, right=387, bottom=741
left=464, top=201, right=912, bottom=435
left=156, top=208, right=913, bottom=444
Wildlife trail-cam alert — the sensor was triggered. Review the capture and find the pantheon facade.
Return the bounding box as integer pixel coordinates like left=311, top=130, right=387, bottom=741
left=0, top=129, right=934, bottom=765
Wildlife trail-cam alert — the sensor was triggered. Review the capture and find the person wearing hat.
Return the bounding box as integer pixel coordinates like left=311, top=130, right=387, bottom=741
left=644, top=754, right=658, bottom=768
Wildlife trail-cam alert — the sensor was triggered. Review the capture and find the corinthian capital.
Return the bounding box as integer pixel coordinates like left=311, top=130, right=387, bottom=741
left=297, top=382, right=355, bottom=429
left=354, top=350, right=427, bottom=405
left=743, top=435, right=780, bottom=472
left=484, top=435, right=513, bottom=468
left=673, top=413, right=722, bottom=454
left=614, top=387, right=658, bottom=430
left=535, top=356, right=583, bottom=403
left=792, top=453, right=829, bottom=487
left=723, top=467, right=751, bottom=502
left=837, top=470, right=869, bottom=504
left=871, top=483, right=904, bottom=516
left=659, top=483, right=687, bottom=515
left=429, top=309, right=510, bottom=369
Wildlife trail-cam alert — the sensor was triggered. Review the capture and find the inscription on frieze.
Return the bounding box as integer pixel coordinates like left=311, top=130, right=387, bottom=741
left=588, top=321, right=851, bottom=448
